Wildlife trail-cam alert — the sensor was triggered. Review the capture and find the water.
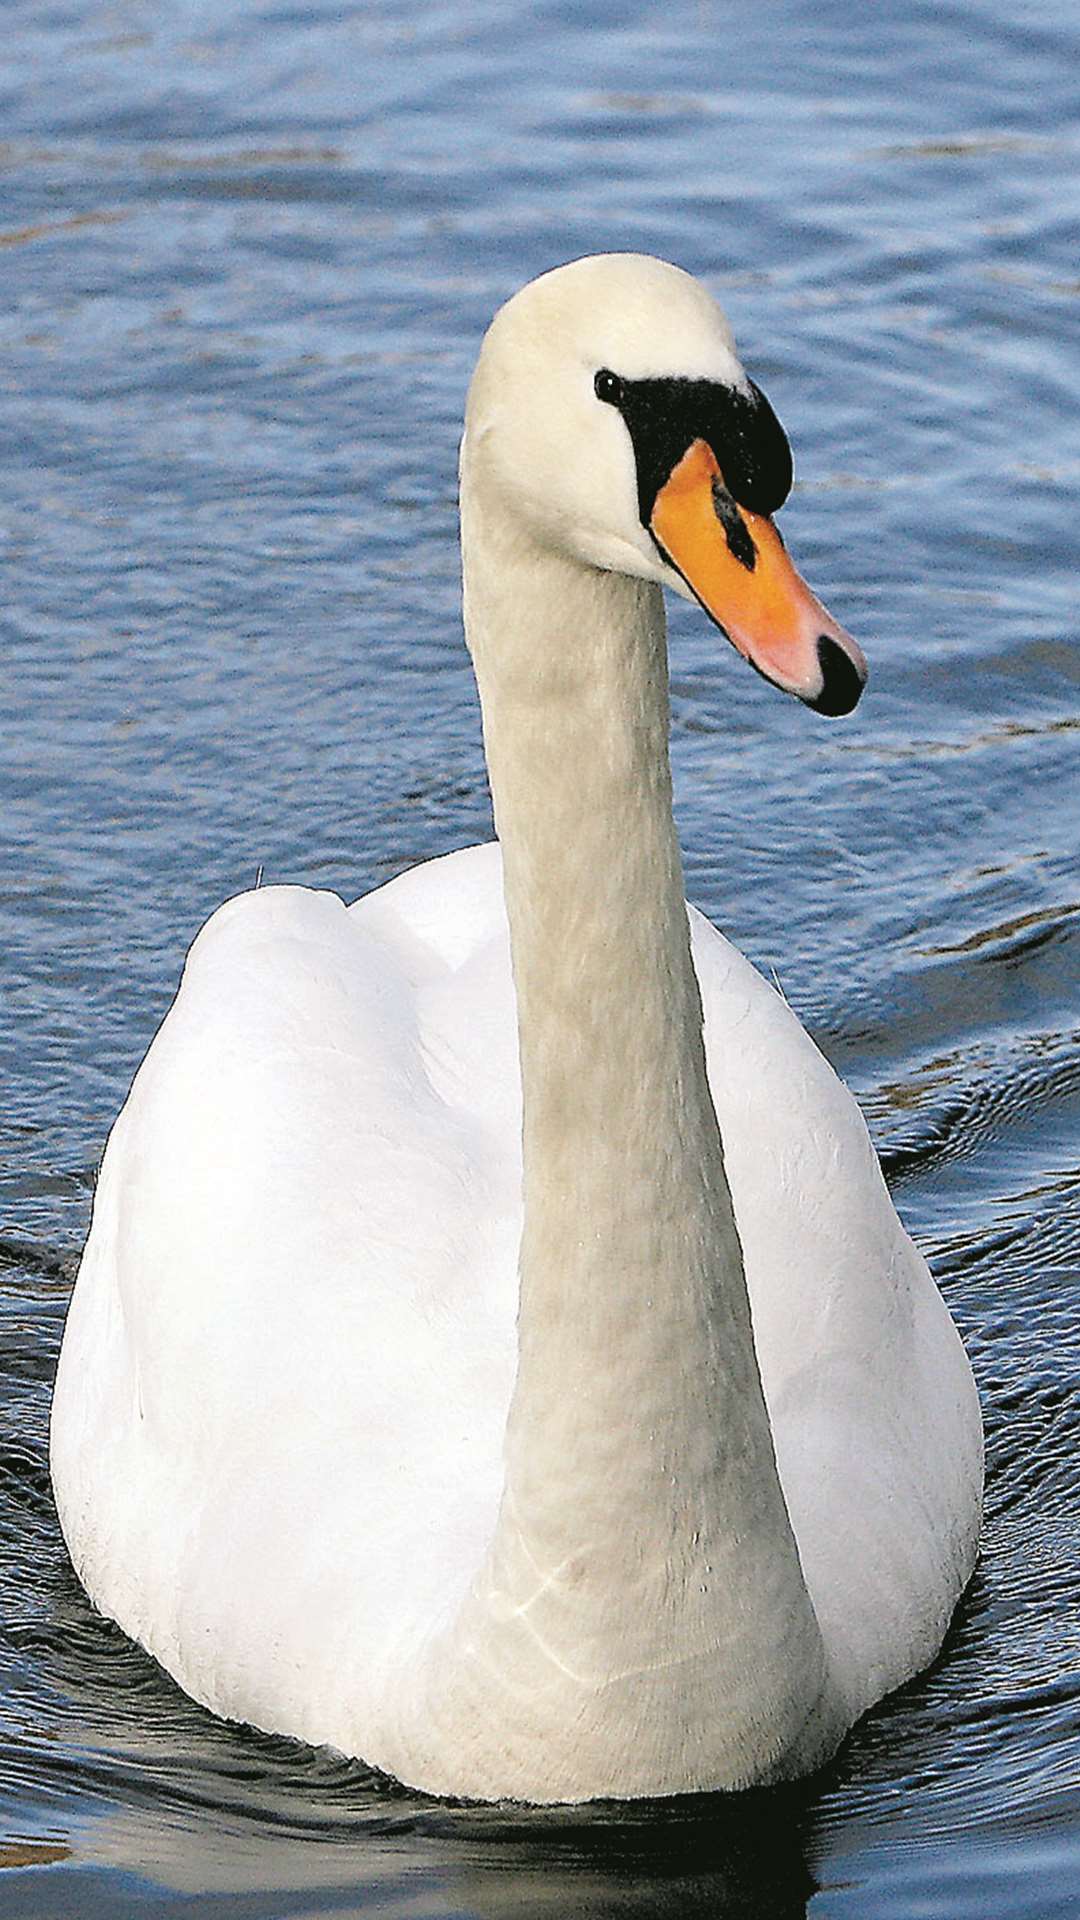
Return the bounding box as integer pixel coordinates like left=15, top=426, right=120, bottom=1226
left=1, top=0, right=1078, bottom=1912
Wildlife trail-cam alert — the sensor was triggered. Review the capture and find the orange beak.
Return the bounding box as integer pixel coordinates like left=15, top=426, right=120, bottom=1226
left=650, top=439, right=867, bottom=714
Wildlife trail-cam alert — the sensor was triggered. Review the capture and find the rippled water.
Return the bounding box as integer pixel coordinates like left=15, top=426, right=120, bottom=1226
left=2, top=1, right=1078, bottom=1913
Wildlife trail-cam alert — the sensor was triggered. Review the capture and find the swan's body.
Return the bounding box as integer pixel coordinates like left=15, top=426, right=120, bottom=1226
left=52, top=255, right=982, bottom=1803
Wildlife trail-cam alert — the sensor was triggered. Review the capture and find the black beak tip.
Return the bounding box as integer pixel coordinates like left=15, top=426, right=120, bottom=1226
left=807, top=634, right=867, bottom=717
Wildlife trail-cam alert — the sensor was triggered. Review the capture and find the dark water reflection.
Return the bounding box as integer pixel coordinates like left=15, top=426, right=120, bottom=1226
left=2, top=0, right=1079, bottom=1914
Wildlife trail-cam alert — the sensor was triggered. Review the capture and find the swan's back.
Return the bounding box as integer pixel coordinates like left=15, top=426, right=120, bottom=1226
left=52, top=842, right=980, bottom=1760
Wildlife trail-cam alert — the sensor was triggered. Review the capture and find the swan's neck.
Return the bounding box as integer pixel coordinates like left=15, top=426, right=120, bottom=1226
left=472, top=544, right=749, bottom=1501
left=430, top=467, right=838, bottom=1797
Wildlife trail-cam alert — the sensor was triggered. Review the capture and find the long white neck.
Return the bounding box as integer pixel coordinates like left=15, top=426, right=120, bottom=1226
left=413, top=453, right=841, bottom=1802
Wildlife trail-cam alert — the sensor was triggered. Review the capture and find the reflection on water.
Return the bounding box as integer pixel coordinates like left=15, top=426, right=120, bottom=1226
left=2, top=0, right=1079, bottom=1915
left=75, top=1782, right=820, bottom=1918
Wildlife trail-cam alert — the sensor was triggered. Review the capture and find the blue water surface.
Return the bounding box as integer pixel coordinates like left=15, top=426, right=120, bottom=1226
left=1, top=1, right=1078, bottom=1914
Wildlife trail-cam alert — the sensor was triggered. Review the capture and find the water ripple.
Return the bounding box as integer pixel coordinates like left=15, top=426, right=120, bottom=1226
left=2, top=0, right=1078, bottom=1914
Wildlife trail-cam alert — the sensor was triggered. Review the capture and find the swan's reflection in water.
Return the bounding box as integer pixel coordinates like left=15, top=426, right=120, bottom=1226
left=448, top=1796, right=816, bottom=1920
left=77, top=1782, right=817, bottom=1920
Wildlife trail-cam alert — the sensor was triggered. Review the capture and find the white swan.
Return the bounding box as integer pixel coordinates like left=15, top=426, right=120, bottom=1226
left=51, top=254, right=982, bottom=1805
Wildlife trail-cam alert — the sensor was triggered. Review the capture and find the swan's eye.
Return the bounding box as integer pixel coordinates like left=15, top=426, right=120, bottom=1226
left=594, top=368, right=624, bottom=406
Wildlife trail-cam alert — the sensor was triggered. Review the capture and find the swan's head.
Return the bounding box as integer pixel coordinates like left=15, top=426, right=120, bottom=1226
left=465, top=253, right=866, bottom=715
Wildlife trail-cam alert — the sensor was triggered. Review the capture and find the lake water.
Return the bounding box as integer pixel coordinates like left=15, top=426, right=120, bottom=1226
left=2, top=0, right=1078, bottom=1913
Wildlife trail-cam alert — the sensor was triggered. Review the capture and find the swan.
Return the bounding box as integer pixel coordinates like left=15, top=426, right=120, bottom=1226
left=50, top=253, right=983, bottom=1805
